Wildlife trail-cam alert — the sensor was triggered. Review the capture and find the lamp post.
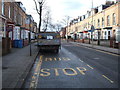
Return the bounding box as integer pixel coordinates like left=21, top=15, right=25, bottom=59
left=29, top=17, right=32, bottom=56
left=97, top=29, right=101, bottom=45
left=91, top=0, right=94, bottom=48
left=91, top=25, right=95, bottom=47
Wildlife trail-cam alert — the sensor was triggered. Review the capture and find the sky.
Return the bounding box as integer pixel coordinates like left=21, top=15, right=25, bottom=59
left=16, top=0, right=115, bottom=26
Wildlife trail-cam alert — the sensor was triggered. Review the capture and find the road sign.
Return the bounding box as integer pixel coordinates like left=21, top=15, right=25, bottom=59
left=91, top=25, right=95, bottom=32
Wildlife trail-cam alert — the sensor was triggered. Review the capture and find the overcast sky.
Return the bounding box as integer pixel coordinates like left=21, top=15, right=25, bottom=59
left=16, top=0, right=115, bottom=25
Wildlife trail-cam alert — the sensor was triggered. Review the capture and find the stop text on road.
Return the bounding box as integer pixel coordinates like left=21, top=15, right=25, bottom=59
left=40, top=67, right=87, bottom=77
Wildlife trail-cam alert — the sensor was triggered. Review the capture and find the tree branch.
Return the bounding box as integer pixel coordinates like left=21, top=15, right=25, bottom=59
left=33, top=0, right=40, bottom=14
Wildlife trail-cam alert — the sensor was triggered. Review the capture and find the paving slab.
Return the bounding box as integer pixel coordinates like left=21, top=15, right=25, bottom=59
left=2, top=43, right=39, bottom=88
left=69, top=41, right=119, bottom=55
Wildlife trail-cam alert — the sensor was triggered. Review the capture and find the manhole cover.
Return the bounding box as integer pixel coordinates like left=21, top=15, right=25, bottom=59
left=2, top=67, right=8, bottom=70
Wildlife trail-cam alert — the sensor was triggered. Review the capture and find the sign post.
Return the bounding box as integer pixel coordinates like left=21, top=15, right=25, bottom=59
left=91, top=25, right=95, bottom=48
left=29, top=19, right=32, bottom=56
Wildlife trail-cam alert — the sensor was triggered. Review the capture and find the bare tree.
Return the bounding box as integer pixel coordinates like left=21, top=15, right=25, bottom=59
left=55, top=23, right=62, bottom=32
left=49, top=23, right=56, bottom=31
left=60, top=16, right=72, bottom=41
left=33, top=0, right=45, bottom=33
left=42, top=9, right=52, bottom=32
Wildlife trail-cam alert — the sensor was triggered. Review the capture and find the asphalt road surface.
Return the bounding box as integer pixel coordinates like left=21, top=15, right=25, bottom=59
left=22, top=41, right=119, bottom=88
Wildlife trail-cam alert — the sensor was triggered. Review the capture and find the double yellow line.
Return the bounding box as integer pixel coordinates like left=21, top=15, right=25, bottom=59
left=29, top=55, right=43, bottom=89
left=76, top=44, right=119, bottom=57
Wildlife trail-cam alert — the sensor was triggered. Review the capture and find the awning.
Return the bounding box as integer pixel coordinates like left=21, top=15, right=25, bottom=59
left=87, top=28, right=101, bottom=32
left=21, top=27, right=25, bottom=29
left=83, top=31, right=88, bottom=33
left=103, top=27, right=112, bottom=29
left=79, top=32, right=83, bottom=33
left=88, top=30, right=92, bottom=32
left=95, top=28, right=101, bottom=30
left=70, top=33, right=74, bottom=34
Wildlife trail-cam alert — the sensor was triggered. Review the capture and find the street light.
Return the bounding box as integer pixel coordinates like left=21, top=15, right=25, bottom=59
left=29, top=16, right=32, bottom=56
left=91, top=0, right=94, bottom=48
left=97, top=29, right=101, bottom=45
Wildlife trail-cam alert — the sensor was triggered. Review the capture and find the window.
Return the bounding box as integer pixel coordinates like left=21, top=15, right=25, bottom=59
left=94, top=20, right=95, bottom=26
left=108, top=31, right=110, bottom=35
left=88, top=22, right=89, bottom=28
left=105, top=31, right=106, bottom=35
left=2, top=0, right=4, bottom=15
left=107, top=15, right=110, bottom=26
left=14, top=10, right=17, bottom=22
left=113, top=13, right=116, bottom=25
left=102, top=18, right=104, bottom=27
left=98, top=19, right=100, bottom=27
left=91, top=21, right=92, bottom=25
left=9, top=6, right=11, bottom=18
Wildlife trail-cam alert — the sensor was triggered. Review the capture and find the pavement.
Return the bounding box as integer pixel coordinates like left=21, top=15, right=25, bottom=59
left=2, top=43, right=39, bottom=88
left=68, top=41, right=120, bottom=55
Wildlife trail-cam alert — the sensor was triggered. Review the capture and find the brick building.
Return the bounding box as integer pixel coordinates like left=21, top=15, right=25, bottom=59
left=1, top=1, right=37, bottom=48
left=0, top=0, right=7, bottom=38
left=60, top=27, right=66, bottom=39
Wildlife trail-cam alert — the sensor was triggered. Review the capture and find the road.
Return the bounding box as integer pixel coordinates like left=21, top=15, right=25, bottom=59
left=22, top=41, right=118, bottom=88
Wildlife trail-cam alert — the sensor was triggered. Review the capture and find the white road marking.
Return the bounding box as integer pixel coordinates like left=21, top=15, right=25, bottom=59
left=86, top=64, right=94, bottom=69
left=79, top=59, right=84, bottom=62
left=102, top=75, right=114, bottom=83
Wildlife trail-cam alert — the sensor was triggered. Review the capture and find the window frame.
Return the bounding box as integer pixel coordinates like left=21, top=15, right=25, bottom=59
left=112, top=13, right=116, bottom=25
left=8, top=5, right=11, bottom=18
left=102, top=18, right=104, bottom=27
left=107, top=15, right=110, bottom=26
left=2, top=0, right=5, bottom=15
left=98, top=19, right=100, bottom=27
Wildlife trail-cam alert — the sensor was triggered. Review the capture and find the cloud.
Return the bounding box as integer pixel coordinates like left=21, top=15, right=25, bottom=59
left=21, top=0, right=116, bottom=25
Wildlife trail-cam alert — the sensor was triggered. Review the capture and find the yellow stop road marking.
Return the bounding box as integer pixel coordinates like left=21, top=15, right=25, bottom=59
left=40, top=67, right=87, bottom=77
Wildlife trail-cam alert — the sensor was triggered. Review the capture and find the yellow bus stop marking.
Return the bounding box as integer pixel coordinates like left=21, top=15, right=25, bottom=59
left=30, top=55, right=43, bottom=88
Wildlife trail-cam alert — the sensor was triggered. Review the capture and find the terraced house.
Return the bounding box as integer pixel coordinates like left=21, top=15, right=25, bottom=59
left=0, top=0, right=7, bottom=38
left=66, top=1, right=120, bottom=48
left=1, top=1, right=37, bottom=55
